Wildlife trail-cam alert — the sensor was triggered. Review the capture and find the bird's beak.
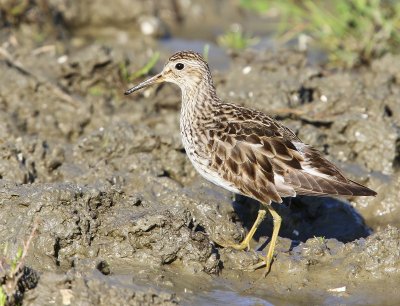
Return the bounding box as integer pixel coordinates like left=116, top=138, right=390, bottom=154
left=124, top=73, right=165, bottom=95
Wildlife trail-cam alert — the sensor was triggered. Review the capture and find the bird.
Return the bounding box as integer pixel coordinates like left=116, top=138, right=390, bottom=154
left=124, top=51, right=377, bottom=276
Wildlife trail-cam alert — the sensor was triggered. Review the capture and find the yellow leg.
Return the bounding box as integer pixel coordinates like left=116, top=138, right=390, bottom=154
left=264, top=205, right=282, bottom=276
left=218, top=209, right=266, bottom=251
left=252, top=205, right=282, bottom=276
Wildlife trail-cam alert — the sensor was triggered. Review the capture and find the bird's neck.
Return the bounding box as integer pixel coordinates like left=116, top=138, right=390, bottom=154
left=180, top=79, right=220, bottom=121
left=179, top=79, right=219, bottom=153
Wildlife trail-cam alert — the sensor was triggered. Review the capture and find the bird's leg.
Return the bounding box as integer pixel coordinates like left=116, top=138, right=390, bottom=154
left=263, top=205, right=282, bottom=276
left=251, top=205, right=282, bottom=276
left=218, top=209, right=266, bottom=251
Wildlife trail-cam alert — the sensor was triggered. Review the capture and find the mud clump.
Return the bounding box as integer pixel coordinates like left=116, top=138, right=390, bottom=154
left=0, top=1, right=400, bottom=304
left=24, top=270, right=179, bottom=306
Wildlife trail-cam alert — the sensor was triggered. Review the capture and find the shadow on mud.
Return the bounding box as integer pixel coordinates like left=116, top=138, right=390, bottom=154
left=232, top=194, right=370, bottom=247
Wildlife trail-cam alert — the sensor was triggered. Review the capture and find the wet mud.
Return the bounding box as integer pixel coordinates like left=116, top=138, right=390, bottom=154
left=0, top=1, right=399, bottom=305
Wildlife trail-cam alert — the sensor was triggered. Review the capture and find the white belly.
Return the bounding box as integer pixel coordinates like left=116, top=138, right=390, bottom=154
left=180, top=117, right=240, bottom=194
left=186, top=149, right=241, bottom=194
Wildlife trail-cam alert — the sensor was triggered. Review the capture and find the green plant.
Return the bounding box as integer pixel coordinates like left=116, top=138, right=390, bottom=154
left=239, top=0, right=269, bottom=13
left=0, top=0, right=51, bottom=27
left=217, top=25, right=260, bottom=51
left=314, top=236, right=326, bottom=245
left=0, top=221, right=38, bottom=306
left=240, top=0, right=400, bottom=66
left=0, top=288, right=6, bottom=306
left=203, top=44, right=210, bottom=61
left=120, top=52, right=160, bottom=82
left=9, top=0, right=30, bottom=16
left=88, top=85, right=106, bottom=96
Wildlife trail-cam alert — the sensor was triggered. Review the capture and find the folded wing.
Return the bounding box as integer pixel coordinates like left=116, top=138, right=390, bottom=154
left=208, top=115, right=376, bottom=204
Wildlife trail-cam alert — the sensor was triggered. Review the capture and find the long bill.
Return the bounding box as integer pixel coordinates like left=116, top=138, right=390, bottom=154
left=124, top=73, right=165, bottom=95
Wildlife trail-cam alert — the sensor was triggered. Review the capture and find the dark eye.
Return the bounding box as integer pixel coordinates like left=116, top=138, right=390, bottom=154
left=175, top=63, right=184, bottom=70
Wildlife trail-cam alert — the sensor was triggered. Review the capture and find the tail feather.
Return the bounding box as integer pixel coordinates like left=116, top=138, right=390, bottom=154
left=285, top=144, right=377, bottom=197
left=347, top=179, right=377, bottom=196
left=286, top=170, right=376, bottom=197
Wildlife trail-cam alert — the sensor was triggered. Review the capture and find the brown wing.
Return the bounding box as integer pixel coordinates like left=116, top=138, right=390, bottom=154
left=284, top=145, right=376, bottom=196
left=208, top=106, right=301, bottom=204
left=208, top=104, right=376, bottom=204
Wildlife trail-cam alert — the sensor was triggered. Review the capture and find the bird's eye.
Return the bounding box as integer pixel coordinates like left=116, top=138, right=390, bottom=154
left=175, top=63, right=184, bottom=70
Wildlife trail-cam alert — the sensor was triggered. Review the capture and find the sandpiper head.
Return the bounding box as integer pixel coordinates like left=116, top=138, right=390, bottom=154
left=124, top=51, right=212, bottom=95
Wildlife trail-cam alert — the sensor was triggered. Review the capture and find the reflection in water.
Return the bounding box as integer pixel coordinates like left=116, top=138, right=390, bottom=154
left=191, top=289, right=274, bottom=306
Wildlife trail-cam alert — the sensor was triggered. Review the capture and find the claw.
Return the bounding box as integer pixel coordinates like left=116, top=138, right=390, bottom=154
left=248, top=252, right=274, bottom=276
left=213, top=206, right=281, bottom=277
left=214, top=237, right=250, bottom=251
left=225, top=239, right=251, bottom=251
left=249, top=205, right=281, bottom=277
left=214, top=209, right=267, bottom=252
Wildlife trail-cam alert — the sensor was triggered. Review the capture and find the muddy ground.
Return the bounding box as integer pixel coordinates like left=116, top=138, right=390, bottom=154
left=0, top=1, right=399, bottom=305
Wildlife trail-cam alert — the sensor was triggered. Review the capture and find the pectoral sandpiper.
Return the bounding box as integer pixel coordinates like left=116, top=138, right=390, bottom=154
left=124, top=51, right=376, bottom=276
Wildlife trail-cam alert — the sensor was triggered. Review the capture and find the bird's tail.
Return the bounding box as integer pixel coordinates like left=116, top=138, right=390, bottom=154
left=346, top=179, right=377, bottom=196
left=292, top=175, right=377, bottom=197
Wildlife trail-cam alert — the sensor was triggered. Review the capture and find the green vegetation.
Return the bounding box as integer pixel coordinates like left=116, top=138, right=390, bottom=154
left=120, top=52, right=160, bottom=82
left=1, top=0, right=49, bottom=26
left=0, top=245, right=23, bottom=306
left=314, top=236, right=326, bottom=245
left=217, top=25, right=260, bottom=51
left=240, top=0, right=269, bottom=12
left=203, top=44, right=210, bottom=61
left=9, top=0, right=30, bottom=17
left=0, top=288, right=6, bottom=306
left=240, top=0, right=400, bottom=66
left=88, top=85, right=106, bottom=96
left=0, top=221, right=38, bottom=306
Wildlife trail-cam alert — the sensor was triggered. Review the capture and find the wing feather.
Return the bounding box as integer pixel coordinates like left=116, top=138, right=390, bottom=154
left=207, top=104, right=376, bottom=204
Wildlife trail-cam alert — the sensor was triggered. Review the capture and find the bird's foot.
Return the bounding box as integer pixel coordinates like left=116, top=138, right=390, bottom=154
left=249, top=251, right=274, bottom=277
left=249, top=205, right=280, bottom=277
left=214, top=237, right=250, bottom=251
left=215, top=209, right=267, bottom=252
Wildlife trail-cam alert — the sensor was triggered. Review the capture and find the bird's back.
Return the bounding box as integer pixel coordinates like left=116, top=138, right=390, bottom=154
left=189, top=102, right=376, bottom=204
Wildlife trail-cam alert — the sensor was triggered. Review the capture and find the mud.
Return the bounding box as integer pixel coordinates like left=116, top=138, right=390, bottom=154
left=0, top=1, right=399, bottom=305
